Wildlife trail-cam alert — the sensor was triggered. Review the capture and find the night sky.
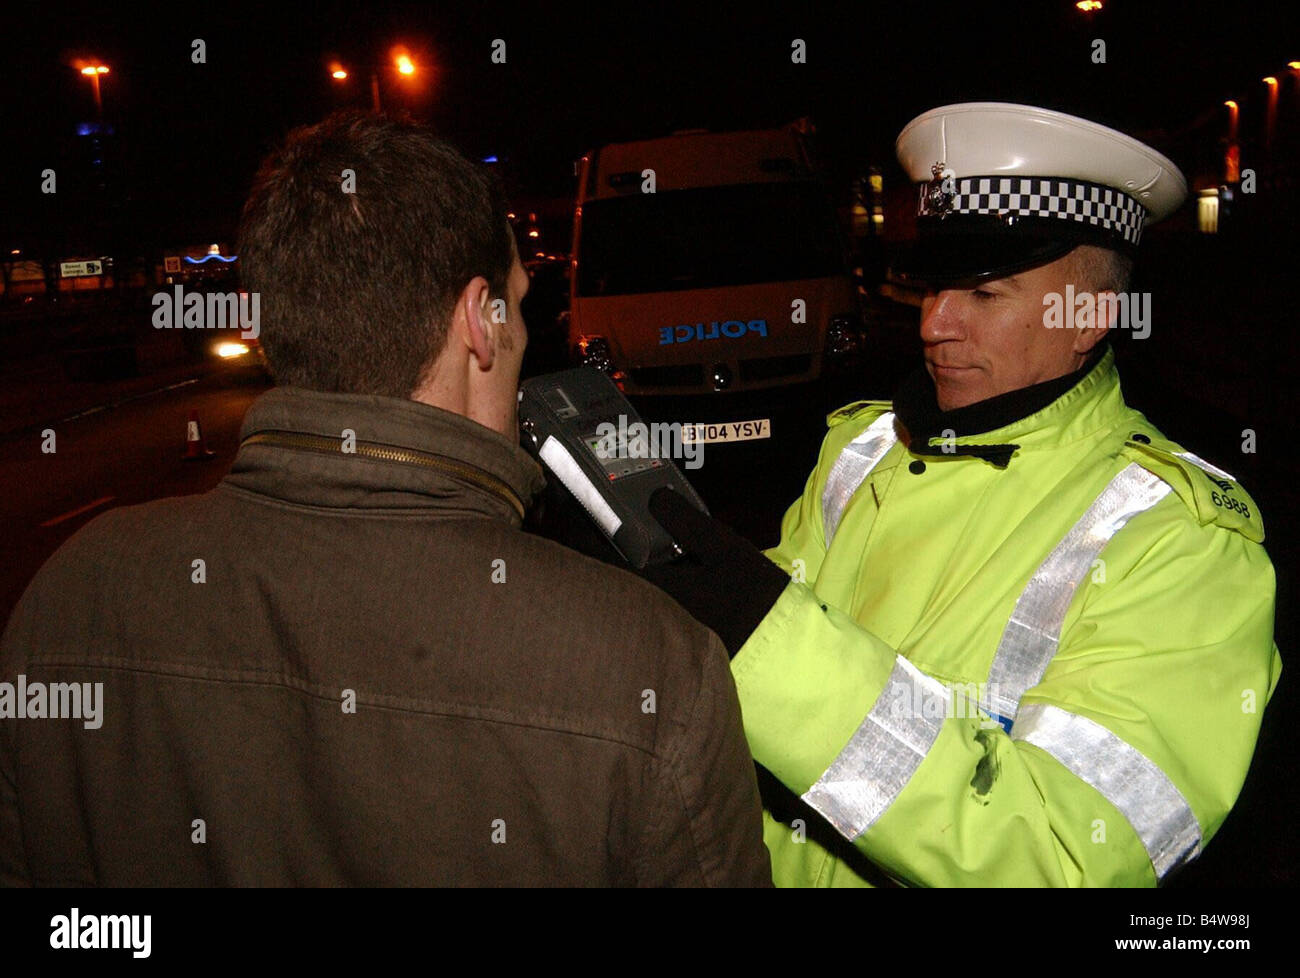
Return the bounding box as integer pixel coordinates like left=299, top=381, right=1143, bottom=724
left=1, top=0, right=1297, bottom=249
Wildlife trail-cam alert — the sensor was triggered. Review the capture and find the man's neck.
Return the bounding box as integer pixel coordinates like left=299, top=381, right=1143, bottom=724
left=895, top=342, right=1110, bottom=441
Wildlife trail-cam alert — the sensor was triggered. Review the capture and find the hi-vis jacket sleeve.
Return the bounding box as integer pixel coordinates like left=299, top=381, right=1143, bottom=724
left=735, top=457, right=1281, bottom=887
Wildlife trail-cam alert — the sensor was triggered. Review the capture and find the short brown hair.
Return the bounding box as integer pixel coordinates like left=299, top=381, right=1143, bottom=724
left=237, top=112, right=513, bottom=397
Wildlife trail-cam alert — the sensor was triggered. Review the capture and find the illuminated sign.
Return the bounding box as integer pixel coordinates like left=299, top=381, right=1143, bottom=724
left=60, top=260, right=103, bottom=277
left=659, top=320, right=769, bottom=344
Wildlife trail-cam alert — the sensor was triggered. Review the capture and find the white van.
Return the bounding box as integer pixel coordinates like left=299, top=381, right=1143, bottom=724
left=568, top=122, right=861, bottom=445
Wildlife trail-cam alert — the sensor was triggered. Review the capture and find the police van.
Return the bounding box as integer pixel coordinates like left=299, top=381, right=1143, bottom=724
left=568, top=122, right=861, bottom=446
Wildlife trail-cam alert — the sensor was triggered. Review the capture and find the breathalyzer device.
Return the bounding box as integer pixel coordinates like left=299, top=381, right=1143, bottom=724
left=519, top=367, right=709, bottom=569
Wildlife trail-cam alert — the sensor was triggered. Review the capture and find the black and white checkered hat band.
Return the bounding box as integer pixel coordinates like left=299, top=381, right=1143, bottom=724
left=918, top=176, right=1147, bottom=245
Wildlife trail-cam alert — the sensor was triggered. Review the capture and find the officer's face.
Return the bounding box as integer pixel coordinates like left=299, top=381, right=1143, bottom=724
left=918, top=251, right=1106, bottom=411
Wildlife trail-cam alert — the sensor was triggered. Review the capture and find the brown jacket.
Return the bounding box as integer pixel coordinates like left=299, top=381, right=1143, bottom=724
left=0, top=387, right=770, bottom=886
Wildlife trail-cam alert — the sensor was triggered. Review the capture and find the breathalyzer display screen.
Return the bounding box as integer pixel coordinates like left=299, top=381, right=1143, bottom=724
left=586, top=429, right=664, bottom=481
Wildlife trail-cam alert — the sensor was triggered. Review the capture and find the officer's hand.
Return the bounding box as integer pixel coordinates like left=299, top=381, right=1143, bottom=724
left=642, top=487, right=791, bottom=657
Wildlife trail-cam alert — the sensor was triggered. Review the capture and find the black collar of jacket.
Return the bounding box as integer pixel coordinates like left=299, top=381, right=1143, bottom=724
left=225, top=386, right=545, bottom=525
left=892, top=342, right=1110, bottom=468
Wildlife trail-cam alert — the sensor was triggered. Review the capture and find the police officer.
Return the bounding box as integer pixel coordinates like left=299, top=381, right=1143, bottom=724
left=641, top=102, right=1281, bottom=886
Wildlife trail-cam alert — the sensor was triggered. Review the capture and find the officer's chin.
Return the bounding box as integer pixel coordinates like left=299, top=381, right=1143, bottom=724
left=928, top=366, right=984, bottom=412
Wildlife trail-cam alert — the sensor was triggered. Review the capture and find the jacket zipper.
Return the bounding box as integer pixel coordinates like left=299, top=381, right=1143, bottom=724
left=241, top=430, right=525, bottom=520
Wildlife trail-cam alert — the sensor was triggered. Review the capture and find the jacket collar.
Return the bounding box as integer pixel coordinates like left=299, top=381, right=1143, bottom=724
left=892, top=343, right=1127, bottom=465
left=224, top=387, right=545, bottom=525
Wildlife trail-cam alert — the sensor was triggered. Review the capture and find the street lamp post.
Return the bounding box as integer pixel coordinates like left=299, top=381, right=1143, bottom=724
left=1223, top=100, right=1240, bottom=184
left=1263, top=76, right=1279, bottom=155
left=79, top=64, right=109, bottom=122
left=330, top=51, right=418, bottom=113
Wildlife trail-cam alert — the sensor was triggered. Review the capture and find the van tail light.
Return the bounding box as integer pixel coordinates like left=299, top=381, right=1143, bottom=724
left=577, top=335, right=615, bottom=374
left=825, top=315, right=861, bottom=357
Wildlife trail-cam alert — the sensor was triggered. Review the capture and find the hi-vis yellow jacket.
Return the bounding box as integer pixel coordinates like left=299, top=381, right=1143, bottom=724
left=734, top=349, right=1281, bottom=886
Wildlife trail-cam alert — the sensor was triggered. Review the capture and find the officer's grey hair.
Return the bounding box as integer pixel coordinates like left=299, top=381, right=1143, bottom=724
left=1069, top=244, right=1134, bottom=296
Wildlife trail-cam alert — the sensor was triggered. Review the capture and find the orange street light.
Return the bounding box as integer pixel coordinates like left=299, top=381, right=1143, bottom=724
left=331, top=51, right=419, bottom=112
left=77, top=63, right=110, bottom=121
left=329, top=60, right=383, bottom=111
left=1076, top=1, right=1103, bottom=11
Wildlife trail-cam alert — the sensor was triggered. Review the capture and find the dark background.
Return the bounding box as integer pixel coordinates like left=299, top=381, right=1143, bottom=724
left=2, top=1, right=1296, bottom=243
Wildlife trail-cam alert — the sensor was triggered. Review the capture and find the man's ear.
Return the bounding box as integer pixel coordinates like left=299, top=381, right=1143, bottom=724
left=456, top=275, right=495, bottom=370
left=1072, top=289, right=1115, bottom=355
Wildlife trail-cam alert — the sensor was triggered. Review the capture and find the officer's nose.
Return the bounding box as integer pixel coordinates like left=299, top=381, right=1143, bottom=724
left=919, top=290, right=967, bottom=345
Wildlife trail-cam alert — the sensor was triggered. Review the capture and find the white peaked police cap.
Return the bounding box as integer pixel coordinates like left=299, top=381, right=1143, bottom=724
left=893, top=102, right=1188, bottom=285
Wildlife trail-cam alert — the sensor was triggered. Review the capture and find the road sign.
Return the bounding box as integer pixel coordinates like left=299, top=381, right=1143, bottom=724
left=164, top=256, right=181, bottom=273
left=60, top=260, right=103, bottom=278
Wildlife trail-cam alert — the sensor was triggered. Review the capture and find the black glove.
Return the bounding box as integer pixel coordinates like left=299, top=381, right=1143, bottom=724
left=642, top=487, right=791, bottom=657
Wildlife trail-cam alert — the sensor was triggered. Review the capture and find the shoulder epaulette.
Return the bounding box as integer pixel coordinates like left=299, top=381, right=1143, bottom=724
left=826, top=399, right=893, bottom=429
left=1122, top=434, right=1263, bottom=542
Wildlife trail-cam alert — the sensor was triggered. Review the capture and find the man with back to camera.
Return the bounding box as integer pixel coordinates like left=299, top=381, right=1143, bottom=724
left=0, top=112, right=771, bottom=886
left=631, top=103, right=1281, bottom=886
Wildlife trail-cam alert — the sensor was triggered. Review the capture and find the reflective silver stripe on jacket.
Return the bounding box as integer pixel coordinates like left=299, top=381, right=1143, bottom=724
left=821, top=412, right=897, bottom=547
left=983, top=463, right=1173, bottom=729
left=1013, top=703, right=1202, bottom=879
left=1172, top=449, right=1237, bottom=484
left=802, top=655, right=949, bottom=840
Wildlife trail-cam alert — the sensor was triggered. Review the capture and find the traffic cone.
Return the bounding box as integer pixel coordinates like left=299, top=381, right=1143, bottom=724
left=183, top=409, right=216, bottom=460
